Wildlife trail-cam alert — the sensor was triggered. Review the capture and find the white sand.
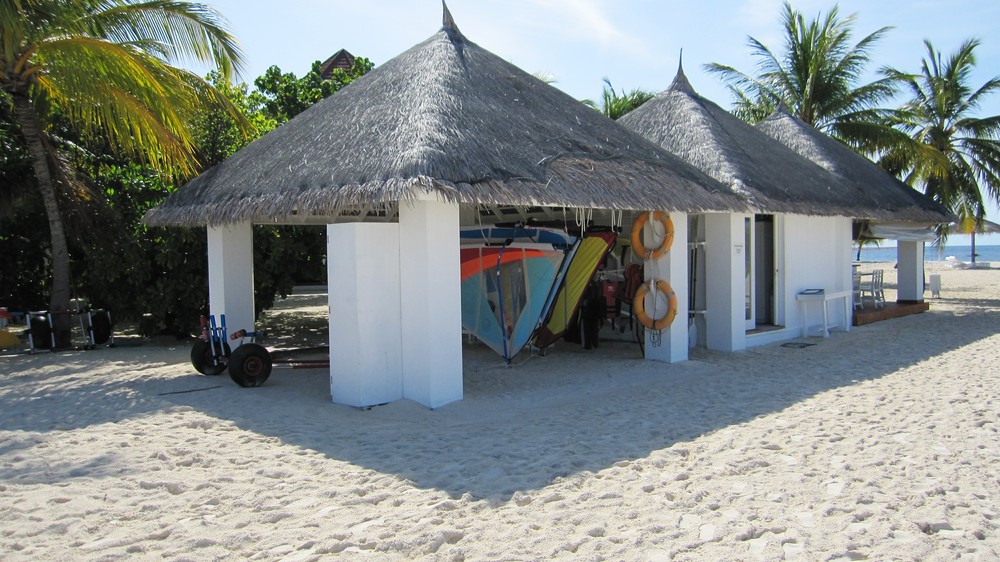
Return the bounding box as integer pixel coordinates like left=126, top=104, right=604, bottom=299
left=2, top=262, right=998, bottom=560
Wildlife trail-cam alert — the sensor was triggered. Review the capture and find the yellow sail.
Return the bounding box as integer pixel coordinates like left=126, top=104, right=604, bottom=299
left=533, top=235, right=614, bottom=347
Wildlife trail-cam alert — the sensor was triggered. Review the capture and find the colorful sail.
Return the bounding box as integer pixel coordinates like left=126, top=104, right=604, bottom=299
left=532, top=232, right=617, bottom=348
left=460, top=243, right=566, bottom=362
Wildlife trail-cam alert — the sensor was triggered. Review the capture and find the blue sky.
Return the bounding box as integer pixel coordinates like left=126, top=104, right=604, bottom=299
left=197, top=0, right=1000, bottom=241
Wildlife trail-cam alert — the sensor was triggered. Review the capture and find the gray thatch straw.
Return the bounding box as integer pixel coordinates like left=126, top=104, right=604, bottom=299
left=618, top=61, right=948, bottom=222
left=755, top=109, right=952, bottom=223
left=144, top=5, right=743, bottom=227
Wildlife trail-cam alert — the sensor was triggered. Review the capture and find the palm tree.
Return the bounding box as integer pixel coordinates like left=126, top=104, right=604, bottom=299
left=1, top=0, right=245, bottom=343
left=595, top=78, right=655, bottom=120
left=880, top=39, right=1000, bottom=255
left=704, top=1, right=898, bottom=150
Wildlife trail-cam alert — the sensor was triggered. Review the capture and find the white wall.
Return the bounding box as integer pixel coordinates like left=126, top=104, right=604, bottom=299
left=398, top=199, right=463, bottom=408
left=774, top=215, right=853, bottom=340
left=207, top=223, right=255, bottom=345
left=897, top=241, right=925, bottom=301
left=704, top=213, right=747, bottom=352
left=327, top=223, right=403, bottom=407
left=326, top=200, right=463, bottom=410
left=642, top=211, right=688, bottom=363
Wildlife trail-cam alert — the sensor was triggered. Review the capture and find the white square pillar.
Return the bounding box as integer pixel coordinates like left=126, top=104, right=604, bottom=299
left=897, top=240, right=925, bottom=302
left=207, top=223, right=255, bottom=343
left=327, top=223, right=403, bottom=407
left=643, top=212, right=688, bottom=363
left=399, top=198, right=463, bottom=408
left=704, top=213, right=746, bottom=352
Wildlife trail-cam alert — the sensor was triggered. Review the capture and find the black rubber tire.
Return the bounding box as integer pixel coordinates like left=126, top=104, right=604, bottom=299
left=90, top=310, right=112, bottom=345
left=30, top=315, right=52, bottom=350
left=228, top=343, right=272, bottom=387
left=190, top=339, right=231, bottom=375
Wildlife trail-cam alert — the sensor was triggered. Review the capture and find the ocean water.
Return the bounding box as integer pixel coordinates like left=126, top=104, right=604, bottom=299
left=857, top=244, right=1000, bottom=263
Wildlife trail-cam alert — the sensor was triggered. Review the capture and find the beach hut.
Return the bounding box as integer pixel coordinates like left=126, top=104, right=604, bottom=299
left=755, top=109, right=953, bottom=304
left=145, top=4, right=742, bottom=408
left=618, top=62, right=922, bottom=350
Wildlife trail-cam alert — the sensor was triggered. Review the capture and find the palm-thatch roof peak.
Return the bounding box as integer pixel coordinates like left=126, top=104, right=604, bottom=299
left=621, top=70, right=877, bottom=217
left=668, top=50, right=694, bottom=94
left=144, top=6, right=741, bottom=227
left=442, top=0, right=458, bottom=32
left=756, top=109, right=952, bottom=223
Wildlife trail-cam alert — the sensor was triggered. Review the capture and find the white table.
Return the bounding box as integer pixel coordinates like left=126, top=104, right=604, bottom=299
left=796, top=289, right=853, bottom=337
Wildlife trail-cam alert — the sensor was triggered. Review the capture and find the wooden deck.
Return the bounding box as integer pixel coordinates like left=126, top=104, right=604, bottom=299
left=852, top=301, right=930, bottom=326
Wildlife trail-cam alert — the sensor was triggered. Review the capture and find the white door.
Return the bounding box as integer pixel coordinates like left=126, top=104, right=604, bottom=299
left=744, top=216, right=755, bottom=330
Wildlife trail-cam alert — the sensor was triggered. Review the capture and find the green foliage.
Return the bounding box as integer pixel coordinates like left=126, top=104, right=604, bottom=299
left=254, top=57, right=374, bottom=123
left=0, top=157, right=206, bottom=337
left=1, top=0, right=248, bottom=177
left=705, top=1, right=898, bottom=150
left=855, top=237, right=881, bottom=261
left=74, top=164, right=207, bottom=337
left=0, top=187, right=50, bottom=311
left=1, top=45, right=372, bottom=338
left=1, top=0, right=246, bottom=345
left=252, top=225, right=327, bottom=316
left=597, top=78, right=655, bottom=120
left=187, top=68, right=334, bottom=325
left=0, top=96, right=32, bottom=218
left=192, top=71, right=275, bottom=166
left=880, top=39, right=1000, bottom=238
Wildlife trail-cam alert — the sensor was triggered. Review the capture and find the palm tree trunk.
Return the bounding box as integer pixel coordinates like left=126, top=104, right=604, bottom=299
left=12, top=92, right=73, bottom=346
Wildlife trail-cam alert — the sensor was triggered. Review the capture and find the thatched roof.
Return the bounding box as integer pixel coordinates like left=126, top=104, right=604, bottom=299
left=755, top=109, right=952, bottom=223
left=145, top=6, right=742, bottom=227
left=618, top=62, right=911, bottom=219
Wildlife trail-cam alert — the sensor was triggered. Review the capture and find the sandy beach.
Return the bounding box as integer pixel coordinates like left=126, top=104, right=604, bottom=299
left=1, top=261, right=998, bottom=560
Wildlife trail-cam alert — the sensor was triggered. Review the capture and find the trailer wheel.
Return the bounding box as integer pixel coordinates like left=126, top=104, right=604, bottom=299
left=228, top=343, right=272, bottom=387
left=190, top=340, right=231, bottom=375
left=90, top=310, right=112, bottom=345
left=30, top=315, right=52, bottom=350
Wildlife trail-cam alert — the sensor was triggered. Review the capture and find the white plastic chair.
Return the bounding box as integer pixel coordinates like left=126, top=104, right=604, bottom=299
left=852, top=270, right=863, bottom=310
left=872, top=269, right=886, bottom=309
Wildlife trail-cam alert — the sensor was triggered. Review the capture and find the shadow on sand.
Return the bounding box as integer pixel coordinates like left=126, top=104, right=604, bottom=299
left=2, top=294, right=998, bottom=501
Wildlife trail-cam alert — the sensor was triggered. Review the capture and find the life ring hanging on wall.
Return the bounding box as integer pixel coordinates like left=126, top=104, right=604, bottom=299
left=630, top=211, right=674, bottom=261
left=634, top=279, right=678, bottom=331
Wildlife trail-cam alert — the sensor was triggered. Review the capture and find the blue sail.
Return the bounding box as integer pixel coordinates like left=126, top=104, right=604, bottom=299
left=460, top=243, right=566, bottom=362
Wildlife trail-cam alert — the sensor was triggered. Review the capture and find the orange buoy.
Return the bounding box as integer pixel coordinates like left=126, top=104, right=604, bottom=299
left=634, top=279, right=678, bottom=331
left=630, top=211, right=674, bottom=261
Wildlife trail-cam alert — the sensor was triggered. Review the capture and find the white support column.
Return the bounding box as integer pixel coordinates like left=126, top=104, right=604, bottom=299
left=704, top=214, right=746, bottom=352
left=327, top=223, right=403, bottom=407
left=207, top=223, right=255, bottom=344
left=399, top=198, right=463, bottom=408
left=896, top=240, right=925, bottom=302
left=643, top=212, right=689, bottom=363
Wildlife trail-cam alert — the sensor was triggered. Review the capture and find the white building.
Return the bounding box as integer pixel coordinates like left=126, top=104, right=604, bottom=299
left=619, top=65, right=950, bottom=353
left=146, top=8, right=950, bottom=408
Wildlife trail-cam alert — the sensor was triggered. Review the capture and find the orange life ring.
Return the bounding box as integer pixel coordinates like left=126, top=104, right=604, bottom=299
left=630, top=211, right=674, bottom=261
left=634, top=280, right=678, bottom=331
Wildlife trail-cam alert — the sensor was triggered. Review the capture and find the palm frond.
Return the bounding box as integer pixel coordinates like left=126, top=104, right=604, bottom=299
left=955, top=114, right=1000, bottom=138
left=83, top=0, right=245, bottom=80
left=706, top=0, right=896, bottom=135
left=961, top=75, right=1000, bottom=115
left=598, top=77, right=654, bottom=120
left=959, top=137, right=1000, bottom=201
